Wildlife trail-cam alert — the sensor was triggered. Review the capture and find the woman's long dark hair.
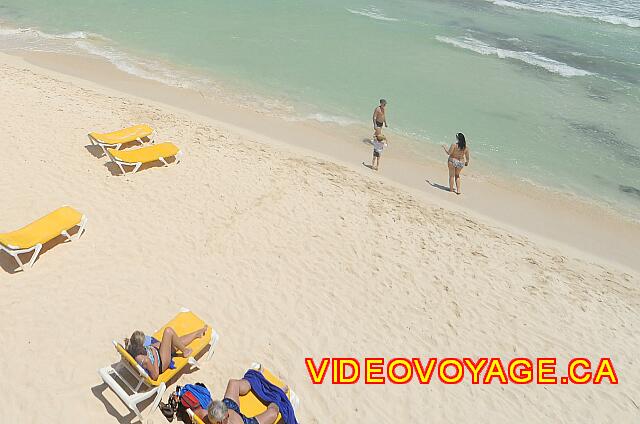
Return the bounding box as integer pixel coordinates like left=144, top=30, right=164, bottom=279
left=456, top=133, right=466, bottom=151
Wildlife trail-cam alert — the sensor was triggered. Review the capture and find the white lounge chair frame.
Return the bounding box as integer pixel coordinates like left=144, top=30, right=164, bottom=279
left=98, top=307, right=219, bottom=423
left=106, top=149, right=183, bottom=175
left=0, top=214, right=87, bottom=272
left=88, top=130, right=155, bottom=156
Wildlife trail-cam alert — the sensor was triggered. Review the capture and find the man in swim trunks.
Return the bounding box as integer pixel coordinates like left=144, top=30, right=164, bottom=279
left=372, top=99, right=388, bottom=138
left=205, top=377, right=281, bottom=424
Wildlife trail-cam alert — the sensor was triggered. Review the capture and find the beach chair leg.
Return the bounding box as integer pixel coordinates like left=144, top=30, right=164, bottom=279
left=148, top=383, right=166, bottom=418
left=130, top=404, right=143, bottom=423
left=206, top=330, right=220, bottom=361
left=99, top=364, right=160, bottom=423
left=159, top=157, right=169, bottom=167
left=175, top=151, right=183, bottom=164
left=187, top=357, right=202, bottom=370
left=61, top=230, right=72, bottom=241
left=133, top=163, right=142, bottom=173
left=115, top=162, right=127, bottom=175
left=3, top=244, right=40, bottom=272
left=10, top=251, right=26, bottom=272
left=289, top=388, right=301, bottom=411
left=75, top=216, right=88, bottom=240
left=25, top=244, right=42, bottom=270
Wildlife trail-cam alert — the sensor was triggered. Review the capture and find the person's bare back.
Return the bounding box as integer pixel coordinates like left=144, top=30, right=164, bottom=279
left=449, top=143, right=466, bottom=160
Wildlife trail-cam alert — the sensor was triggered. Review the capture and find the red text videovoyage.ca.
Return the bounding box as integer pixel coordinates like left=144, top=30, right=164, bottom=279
left=305, top=357, right=618, bottom=385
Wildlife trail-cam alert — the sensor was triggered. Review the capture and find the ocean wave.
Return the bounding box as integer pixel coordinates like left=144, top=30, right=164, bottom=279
left=346, top=6, right=399, bottom=22
left=436, top=35, right=594, bottom=77
left=73, top=40, right=201, bottom=90
left=0, top=22, right=207, bottom=91
left=598, top=15, right=640, bottom=28
left=485, top=0, right=640, bottom=28
left=303, top=113, right=360, bottom=126
left=0, top=25, right=105, bottom=41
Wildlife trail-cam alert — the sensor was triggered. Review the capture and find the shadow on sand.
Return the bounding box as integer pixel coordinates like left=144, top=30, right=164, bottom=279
left=0, top=227, right=83, bottom=274
left=425, top=179, right=452, bottom=193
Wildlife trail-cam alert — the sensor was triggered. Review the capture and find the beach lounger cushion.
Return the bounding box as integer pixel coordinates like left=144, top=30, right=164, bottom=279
left=0, top=206, right=87, bottom=271
left=107, top=142, right=180, bottom=165
left=89, top=124, right=153, bottom=145
left=0, top=206, right=83, bottom=249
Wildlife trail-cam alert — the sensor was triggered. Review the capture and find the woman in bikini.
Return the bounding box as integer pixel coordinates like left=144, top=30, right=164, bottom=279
left=126, top=325, right=208, bottom=380
left=443, top=132, right=470, bottom=195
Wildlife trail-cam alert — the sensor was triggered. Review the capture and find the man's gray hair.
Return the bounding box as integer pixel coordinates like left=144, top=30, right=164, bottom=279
left=208, top=400, right=228, bottom=422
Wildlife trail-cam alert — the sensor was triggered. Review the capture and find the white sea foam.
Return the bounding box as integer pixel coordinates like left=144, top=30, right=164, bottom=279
left=346, top=6, right=399, bottom=22
left=436, top=35, right=594, bottom=77
left=599, top=15, right=640, bottom=28
left=73, top=40, right=199, bottom=89
left=0, top=25, right=103, bottom=41
left=303, top=113, right=359, bottom=126
left=485, top=0, right=640, bottom=28
left=0, top=22, right=205, bottom=90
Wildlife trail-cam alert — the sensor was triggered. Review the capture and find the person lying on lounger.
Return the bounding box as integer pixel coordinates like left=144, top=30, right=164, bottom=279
left=125, top=325, right=207, bottom=380
left=191, top=371, right=289, bottom=424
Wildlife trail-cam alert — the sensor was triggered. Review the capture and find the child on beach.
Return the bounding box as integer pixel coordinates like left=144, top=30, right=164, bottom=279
left=372, top=134, right=388, bottom=171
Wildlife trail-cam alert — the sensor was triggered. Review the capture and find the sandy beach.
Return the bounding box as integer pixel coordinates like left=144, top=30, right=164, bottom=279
left=0, top=50, right=639, bottom=424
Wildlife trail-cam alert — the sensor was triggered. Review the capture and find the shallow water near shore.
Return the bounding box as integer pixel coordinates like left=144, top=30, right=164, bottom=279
left=0, top=0, right=639, bottom=219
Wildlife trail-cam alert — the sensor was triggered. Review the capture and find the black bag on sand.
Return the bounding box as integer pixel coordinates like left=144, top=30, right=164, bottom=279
left=160, top=383, right=209, bottom=423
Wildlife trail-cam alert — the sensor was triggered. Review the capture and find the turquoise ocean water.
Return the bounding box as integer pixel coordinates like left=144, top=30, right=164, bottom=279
left=1, top=0, right=639, bottom=219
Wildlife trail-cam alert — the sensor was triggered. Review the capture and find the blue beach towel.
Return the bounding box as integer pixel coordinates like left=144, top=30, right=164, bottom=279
left=180, top=384, right=212, bottom=409
left=243, top=369, right=298, bottom=424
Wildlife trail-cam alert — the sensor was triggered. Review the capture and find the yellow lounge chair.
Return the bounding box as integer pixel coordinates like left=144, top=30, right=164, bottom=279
left=88, top=124, right=155, bottom=155
left=186, top=363, right=300, bottom=424
left=106, top=142, right=182, bottom=175
left=0, top=206, right=87, bottom=271
left=98, top=308, right=219, bottom=422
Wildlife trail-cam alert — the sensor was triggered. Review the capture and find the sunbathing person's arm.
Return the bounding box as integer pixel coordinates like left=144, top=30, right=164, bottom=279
left=195, top=405, right=209, bottom=422
left=141, top=356, right=159, bottom=380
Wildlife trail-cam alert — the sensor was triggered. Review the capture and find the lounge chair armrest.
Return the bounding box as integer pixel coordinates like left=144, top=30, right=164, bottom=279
left=186, top=408, right=197, bottom=424
left=111, top=339, right=151, bottom=379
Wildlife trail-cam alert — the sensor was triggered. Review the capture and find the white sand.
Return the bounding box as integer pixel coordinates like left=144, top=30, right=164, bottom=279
left=0, top=52, right=638, bottom=423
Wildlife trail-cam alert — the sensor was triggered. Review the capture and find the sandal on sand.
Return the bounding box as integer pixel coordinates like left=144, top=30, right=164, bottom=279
left=159, top=401, right=175, bottom=422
